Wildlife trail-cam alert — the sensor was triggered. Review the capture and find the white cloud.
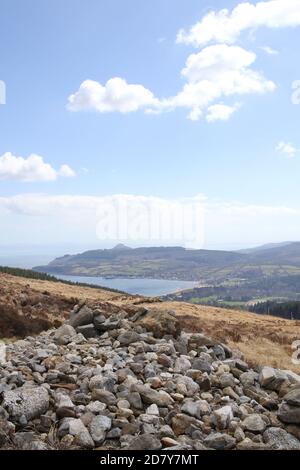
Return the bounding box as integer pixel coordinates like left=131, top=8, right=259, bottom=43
left=67, top=9, right=281, bottom=123
left=0, top=193, right=299, bottom=248
left=156, top=44, right=275, bottom=120
left=261, top=45, right=278, bottom=55
left=58, top=164, right=76, bottom=178
left=206, top=103, right=240, bottom=122
left=0, top=152, right=76, bottom=182
left=176, top=0, right=300, bottom=47
left=181, top=45, right=256, bottom=82
left=67, top=77, right=157, bottom=113
left=0, top=193, right=206, bottom=248
left=276, top=141, right=298, bottom=158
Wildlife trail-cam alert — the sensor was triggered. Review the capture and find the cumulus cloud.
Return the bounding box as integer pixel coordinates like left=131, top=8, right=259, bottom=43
left=68, top=45, right=275, bottom=122
left=68, top=1, right=293, bottom=122
left=58, top=164, right=76, bottom=178
left=0, top=152, right=76, bottom=182
left=276, top=141, right=298, bottom=158
left=67, top=78, right=157, bottom=113
left=206, top=103, right=240, bottom=122
left=176, top=0, right=300, bottom=47
left=157, top=44, right=275, bottom=120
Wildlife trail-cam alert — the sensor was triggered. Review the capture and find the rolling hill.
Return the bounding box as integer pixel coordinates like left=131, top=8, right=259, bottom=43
left=34, top=245, right=247, bottom=281
left=34, top=242, right=300, bottom=282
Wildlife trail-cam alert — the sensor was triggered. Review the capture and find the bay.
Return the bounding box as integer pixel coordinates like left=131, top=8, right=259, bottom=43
left=54, top=273, right=197, bottom=297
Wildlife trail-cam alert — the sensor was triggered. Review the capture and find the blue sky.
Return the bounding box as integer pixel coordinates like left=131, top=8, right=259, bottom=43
left=0, top=0, right=300, bottom=255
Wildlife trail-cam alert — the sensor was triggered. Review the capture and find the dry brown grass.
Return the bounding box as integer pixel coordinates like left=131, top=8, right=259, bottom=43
left=0, top=273, right=123, bottom=302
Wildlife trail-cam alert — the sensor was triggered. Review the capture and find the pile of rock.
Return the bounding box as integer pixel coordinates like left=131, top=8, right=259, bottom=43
left=1, top=301, right=300, bottom=450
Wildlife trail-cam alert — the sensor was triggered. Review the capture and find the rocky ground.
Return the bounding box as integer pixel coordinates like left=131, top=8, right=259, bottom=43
left=1, top=301, right=300, bottom=450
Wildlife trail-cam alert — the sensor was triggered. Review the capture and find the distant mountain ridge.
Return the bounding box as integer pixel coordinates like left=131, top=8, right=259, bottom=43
left=238, top=241, right=295, bottom=254
left=34, top=242, right=300, bottom=282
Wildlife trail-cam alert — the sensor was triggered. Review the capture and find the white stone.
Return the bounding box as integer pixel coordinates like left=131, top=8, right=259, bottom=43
left=0, top=343, right=6, bottom=365
left=174, top=356, right=192, bottom=373
left=213, top=405, right=233, bottom=430
left=146, top=404, right=159, bottom=416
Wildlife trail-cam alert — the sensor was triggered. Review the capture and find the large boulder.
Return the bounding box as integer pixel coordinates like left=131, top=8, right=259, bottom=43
left=69, top=305, right=93, bottom=329
left=263, top=427, right=300, bottom=450
left=2, top=386, right=49, bottom=421
left=53, top=324, right=76, bottom=345
left=282, top=389, right=300, bottom=407
left=259, top=367, right=287, bottom=391
left=278, top=403, right=300, bottom=424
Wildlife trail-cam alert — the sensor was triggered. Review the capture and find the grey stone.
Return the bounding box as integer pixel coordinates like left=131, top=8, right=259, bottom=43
left=219, top=373, right=235, bottom=389
left=176, top=375, right=200, bottom=396
left=146, top=404, right=159, bottom=416
left=69, top=418, right=94, bottom=448
left=128, top=435, right=162, bottom=450
left=69, top=305, right=93, bottom=329
left=213, top=345, right=226, bottom=360
left=204, top=433, right=236, bottom=450
left=174, top=356, right=192, bottom=373
left=259, top=367, right=287, bottom=391
left=91, top=389, right=117, bottom=405
left=0, top=419, right=15, bottom=446
left=117, top=331, right=141, bottom=346
left=237, top=438, right=267, bottom=450
left=2, top=386, right=49, bottom=421
left=107, top=428, right=122, bottom=439
left=89, top=374, right=116, bottom=392
left=263, top=427, right=300, bottom=450
left=89, top=415, right=112, bottom=444
left=181, top=399, right=210, bottom=419
left=192, top=358, right=212, bottom=374
left=76, top=324, right=99, bottom=339
left=242, top=414, right=266, bottom=433
left=240, top=371, right=258, bottom=387
left=127, top=392, right=143, bottom=410
left=13, top=432, right=49, bottom=450
left=86, top=401, right=107, bottom=414
left=94, top=318, right=121, bottom=332
left=278, top=403, right=300, bottom=424
left=93, top=314, right=106, bottom=326
left=133, top=384, right=174, bottom=407
left=53, top=324, right=76, bottom=345
left=213, top=405, right=233, bottom=430
left=282, top=389, right=300, bottom=406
